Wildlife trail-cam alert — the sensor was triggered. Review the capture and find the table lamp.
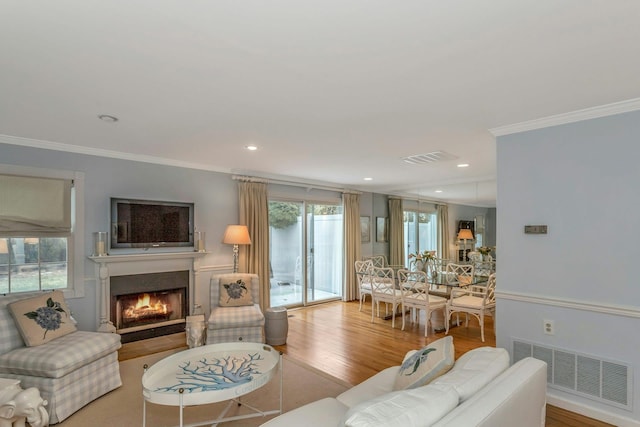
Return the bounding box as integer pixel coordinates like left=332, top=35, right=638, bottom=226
left=457, top=228, right=474, bottom=261
left=222, top=225, right=252, bottom=273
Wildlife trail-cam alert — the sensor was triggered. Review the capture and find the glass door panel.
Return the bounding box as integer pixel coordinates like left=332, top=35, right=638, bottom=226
left=269, top=201, right=303, bottom=307
left=403, top=211, right=438, bottom=267
left=306, top=203, right=343, bottom=303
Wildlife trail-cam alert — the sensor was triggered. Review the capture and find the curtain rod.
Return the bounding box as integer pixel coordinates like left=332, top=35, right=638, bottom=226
left=232, top=175, right=361, bottom=194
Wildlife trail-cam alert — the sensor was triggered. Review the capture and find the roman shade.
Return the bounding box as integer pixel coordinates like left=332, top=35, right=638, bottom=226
left=0, top=174, right=72, bottom=235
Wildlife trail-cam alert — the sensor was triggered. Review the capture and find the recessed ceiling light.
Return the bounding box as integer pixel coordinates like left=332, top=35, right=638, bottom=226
left=457, top=163, right=469, bottom=168
left=245, top=145, right=258, bottom=151
left=98, top=114, right=118, bottom=123
left=363, top=177, right=373, bottom=181
left=435, top=190, right=443, bottom=193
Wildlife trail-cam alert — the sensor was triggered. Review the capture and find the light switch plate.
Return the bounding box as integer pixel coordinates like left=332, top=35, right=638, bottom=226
left=524, top=225, right=548, bottom=234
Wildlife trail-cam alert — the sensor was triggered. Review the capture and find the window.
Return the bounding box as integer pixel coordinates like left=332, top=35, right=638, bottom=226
left=403, top=210, right=437, bottom=267
left=0, top=164, right=84, bottom=297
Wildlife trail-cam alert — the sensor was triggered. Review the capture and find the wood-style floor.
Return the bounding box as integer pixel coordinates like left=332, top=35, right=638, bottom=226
left=120, top=300, right=613, bottom=427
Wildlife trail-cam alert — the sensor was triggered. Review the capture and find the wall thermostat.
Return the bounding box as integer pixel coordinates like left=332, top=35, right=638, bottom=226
left=524, top=225, right=548, bottom=234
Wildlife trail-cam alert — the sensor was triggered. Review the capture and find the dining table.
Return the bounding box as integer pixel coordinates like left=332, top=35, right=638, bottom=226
left=425, top=272, right=489, bottom=299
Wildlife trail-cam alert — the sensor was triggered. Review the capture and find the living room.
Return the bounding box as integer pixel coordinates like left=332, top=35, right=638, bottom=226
left=2, top=2, right=640, bottom=426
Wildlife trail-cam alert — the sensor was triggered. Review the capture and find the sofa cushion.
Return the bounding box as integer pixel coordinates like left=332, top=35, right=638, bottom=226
left=342, top=383, right=459, bottom=427
left=393, top=335, right=454, bottom=390
left=207, top=304, right=265, bottom=329
left=0, top=331, right=121, bottom=378
left=218, top=275, right=254, bottom=307
left=431, top=346, right=510, bottom=403
left=7, top=290, right=77, bottom=347
left=337, top=366, right=399, bottom=408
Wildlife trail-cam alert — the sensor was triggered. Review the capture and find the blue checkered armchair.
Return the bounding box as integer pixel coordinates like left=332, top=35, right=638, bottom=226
left=206, top=273, right=265, bottom=344
left=0, top=292, right=122, bottom=424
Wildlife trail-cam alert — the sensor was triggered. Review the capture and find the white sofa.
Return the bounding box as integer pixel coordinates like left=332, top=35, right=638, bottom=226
left=261, top=346, right=547, bottom=427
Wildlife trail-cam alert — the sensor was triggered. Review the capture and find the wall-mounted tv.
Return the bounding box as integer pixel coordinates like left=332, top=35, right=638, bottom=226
left=110, top=198, right=194, bottom=249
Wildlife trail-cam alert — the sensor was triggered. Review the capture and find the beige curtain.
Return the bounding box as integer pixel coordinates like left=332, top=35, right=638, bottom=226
left=437, top=204, right=450, bottom=261
left=388, top=198, right=404, bottom=266
left=343, top=192, right=361, bottom=301
left=238, top=181, right=270, bottom=310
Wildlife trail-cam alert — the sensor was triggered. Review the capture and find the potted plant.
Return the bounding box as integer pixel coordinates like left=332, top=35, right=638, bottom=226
left=408, top=250, right=436, bottom=272
left=477, top=246, right=494, bottom=260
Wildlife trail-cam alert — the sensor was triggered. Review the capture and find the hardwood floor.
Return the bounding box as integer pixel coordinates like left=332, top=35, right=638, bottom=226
left=120, top=300, right=613, bottom=427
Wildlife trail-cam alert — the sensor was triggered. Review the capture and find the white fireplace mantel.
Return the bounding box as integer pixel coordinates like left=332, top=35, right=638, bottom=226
left=89, top=251, right=208, bottom=333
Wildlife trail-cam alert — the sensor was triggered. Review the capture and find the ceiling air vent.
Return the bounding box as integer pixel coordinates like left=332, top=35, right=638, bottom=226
left=402, top=151, right=458, bottom=165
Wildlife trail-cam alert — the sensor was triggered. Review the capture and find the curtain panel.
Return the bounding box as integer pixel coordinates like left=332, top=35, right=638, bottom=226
left=388, top=198, right=404, bottom=266
left=342, top=192, right=360, bottom=301
left=238, top=181, right=270, bottom=310
left=437, top=204, right=450, bottom=261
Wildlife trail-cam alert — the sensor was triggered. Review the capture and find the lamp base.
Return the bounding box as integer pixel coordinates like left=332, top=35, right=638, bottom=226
left=232, top=244, right=239, bottom=273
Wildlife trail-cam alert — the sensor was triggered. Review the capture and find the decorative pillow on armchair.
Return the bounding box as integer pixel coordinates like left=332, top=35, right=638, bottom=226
left=7, top=290, right=77, bottom=347
left=218, top=276, right=254, bottom=307
left=393, top=335, right=455, bottom=390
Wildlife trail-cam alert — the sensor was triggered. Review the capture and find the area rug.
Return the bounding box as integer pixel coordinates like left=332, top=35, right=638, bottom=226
left=57, top=349, right=350, bottom=427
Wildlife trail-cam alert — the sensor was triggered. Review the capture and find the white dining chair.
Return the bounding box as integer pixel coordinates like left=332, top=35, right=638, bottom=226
left=445, top=273, right=496, bottom=342
left=397, top=269, right=447, bottom=337
left=370, top=266, right=406, bottom=329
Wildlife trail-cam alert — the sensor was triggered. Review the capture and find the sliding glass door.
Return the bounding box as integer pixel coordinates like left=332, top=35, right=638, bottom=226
left=403, top=210, right=438, bottom=267
left=268, top=200, right=343, bottom=307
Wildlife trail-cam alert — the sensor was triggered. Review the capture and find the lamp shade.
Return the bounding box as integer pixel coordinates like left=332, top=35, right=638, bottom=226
left=222, top=225, right=252, bottom=245
left=457, top=229, right=474, bottom=240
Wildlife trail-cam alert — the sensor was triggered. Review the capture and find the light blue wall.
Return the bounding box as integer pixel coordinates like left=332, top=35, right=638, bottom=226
left=0, top=143, right=238, bottom=331
left=496, top=110, right=640, bottom=425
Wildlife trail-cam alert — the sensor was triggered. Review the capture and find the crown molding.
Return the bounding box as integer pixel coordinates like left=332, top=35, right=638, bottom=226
left=490, top=97, right=640, bottom=136
left=0, top=133, right=229, bottom=174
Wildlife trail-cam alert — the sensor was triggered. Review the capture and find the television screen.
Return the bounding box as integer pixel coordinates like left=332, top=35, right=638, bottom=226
left=110, top=198, right=194, bottom=249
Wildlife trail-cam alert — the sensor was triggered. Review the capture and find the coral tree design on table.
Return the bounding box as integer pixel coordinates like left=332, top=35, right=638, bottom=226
left=142, top=342, right=282, bottom=427
left=156, top=352, right=264, bottom=393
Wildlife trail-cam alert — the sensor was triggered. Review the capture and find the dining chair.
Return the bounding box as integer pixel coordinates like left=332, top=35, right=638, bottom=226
left=355, top=259, right=374, bottom=312
left=370, top=266, right=406, bottom=329
left=363, top=255, right=386, bottom=268
left=473, top=260, right=495, bottom=278
left=397, top=269, right=447, bottom=337
left=445, top=273, right=496, bottom=342
left=445, top=263, right=475, bottom=287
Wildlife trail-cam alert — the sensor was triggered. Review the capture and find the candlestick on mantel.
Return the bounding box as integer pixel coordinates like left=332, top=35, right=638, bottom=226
left=93, top=232, right=108, bottom=257
left=195, top=231, right=206, bottom=252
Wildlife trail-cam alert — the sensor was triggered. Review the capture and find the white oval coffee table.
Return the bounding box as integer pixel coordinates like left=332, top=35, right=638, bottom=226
left=142, top=342, right=282, bottom=427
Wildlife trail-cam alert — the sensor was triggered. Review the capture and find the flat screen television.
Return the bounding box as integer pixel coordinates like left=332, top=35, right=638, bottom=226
left=110, top=198, right=194, bottom=249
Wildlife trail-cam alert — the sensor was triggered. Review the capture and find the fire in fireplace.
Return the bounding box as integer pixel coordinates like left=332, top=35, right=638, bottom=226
left=110, top=270, right=189, bottom=343
left=118, top=291, right=178, bottom=329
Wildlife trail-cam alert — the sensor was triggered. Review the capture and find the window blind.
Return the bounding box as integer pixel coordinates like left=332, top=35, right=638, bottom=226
left=0, top=173, right=72, bottom=235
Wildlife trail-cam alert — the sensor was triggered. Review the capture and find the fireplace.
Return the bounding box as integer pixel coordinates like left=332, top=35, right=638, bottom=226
left=110, top=270, right=188, bottom=343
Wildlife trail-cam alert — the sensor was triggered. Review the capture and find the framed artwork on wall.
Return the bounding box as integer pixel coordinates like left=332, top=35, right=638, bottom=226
left=360, top=216, right=370, bottom=243
left=376, top=217, right=388, bottom=243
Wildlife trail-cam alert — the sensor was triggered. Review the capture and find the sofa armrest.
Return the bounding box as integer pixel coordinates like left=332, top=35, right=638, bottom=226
left=336, top=366, right=399, bottom=408
left=433, top=357, right=547, bottom=427
left=260, top=397, right=348, bottom=427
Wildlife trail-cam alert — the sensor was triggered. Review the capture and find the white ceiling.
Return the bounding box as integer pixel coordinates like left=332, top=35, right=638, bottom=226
left=2, top=1, right=640, bottom=208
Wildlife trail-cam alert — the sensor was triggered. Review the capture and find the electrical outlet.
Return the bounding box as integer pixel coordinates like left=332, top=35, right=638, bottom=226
left=543, top=319, right=555, bottom=335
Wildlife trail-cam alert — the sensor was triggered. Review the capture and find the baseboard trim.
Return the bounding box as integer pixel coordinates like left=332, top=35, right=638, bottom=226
left=547, top=392, right=640, bottom=427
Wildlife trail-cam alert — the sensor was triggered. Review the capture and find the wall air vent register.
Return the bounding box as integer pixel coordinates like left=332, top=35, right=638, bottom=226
left=513, top=339, right=631, bottom=410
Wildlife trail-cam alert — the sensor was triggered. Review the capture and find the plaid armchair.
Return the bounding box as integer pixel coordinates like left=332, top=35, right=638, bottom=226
left=206, top=273, right=265, bottom=344
left=0, top=292, right=121, bottom=424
